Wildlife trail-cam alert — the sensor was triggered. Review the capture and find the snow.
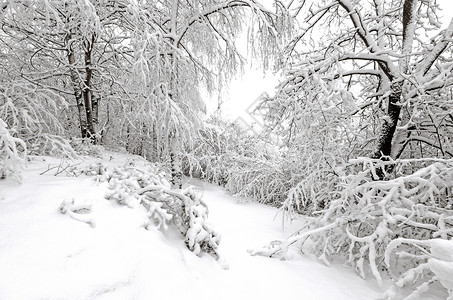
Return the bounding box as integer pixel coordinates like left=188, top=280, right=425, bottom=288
left=428, top=239, right=453, bottom=291
left=0, top=151, right=443, bottom=300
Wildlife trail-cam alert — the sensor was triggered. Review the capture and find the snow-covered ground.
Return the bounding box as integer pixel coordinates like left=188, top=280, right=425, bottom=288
left=0, top=152, right=444, bottom=299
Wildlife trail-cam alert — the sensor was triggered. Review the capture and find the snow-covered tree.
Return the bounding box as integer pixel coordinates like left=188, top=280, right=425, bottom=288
left=0, top=0, right=137, bottom=143
left=124, top=0, right=290, bottom=188
left=0, top=3, right=76, bottom=157
left=260, top=0, right=453, bottom=176
left=249, top=1, right=453, bottom=297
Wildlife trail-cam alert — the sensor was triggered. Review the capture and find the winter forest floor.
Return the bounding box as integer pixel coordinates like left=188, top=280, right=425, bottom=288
left=0, top=151, right=446, bottom=300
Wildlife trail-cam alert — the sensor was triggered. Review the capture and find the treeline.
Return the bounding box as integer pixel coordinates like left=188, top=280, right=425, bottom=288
left=0, top=0, right=289, bottom=184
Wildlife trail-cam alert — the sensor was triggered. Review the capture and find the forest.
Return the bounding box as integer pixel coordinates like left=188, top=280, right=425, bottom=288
left=1, top=0, right=453, bottom=299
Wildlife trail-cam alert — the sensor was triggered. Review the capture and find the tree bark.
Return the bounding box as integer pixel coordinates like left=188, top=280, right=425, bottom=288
left=82, top=34, right=96, bottom=143
left=373, top=0, right=417, bottom=160
left=92, top=92, right=99, bottom=124
left=170, top=137, right=182, bottom=189
left=373, top=81, right=403, bottom=158
left=168, top=0, right=182, bottom=188
left=65, top=30, right=88, bottom=138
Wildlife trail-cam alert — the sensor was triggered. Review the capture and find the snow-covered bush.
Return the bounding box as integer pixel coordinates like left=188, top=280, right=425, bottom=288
left=251, top=158, right=453, bottom=295
left=225, top=153, right=289, bottom=206
left=384, top=238, right=453, bottom=299
left=184, top=117, right=343, bottom=217
left=183, top=119, right=234, bottom=185
left=0, top=80, right=75, bottom=158
left=104, top=164, right=222, bottom=258
left=184, top=118, right=295, bottom=208
left=0, top=119, right=26, bottom=182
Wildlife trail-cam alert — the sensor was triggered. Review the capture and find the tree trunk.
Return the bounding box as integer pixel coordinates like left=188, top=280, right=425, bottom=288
left=168, top=0, right=181, bottom=188
left=92, top=92, right=99, bottom=124
left=373, top=81, right=403, bottom=158
left=65, top=31, right=88, bottom=139
left=170, top=137, right=182, bottom=189
left=82, top=35, right=96, bottom=143
left=372, top=0, right=417, bottom=177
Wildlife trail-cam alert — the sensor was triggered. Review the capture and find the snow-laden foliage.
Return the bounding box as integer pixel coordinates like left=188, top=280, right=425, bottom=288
left=103, top=163, right=222, bottom=259
left=184, top=116, right=344, bottom=218
left=246, top=1, right=453, bottom=296
left=0, top=118, right=26, bottom=182
left=184, top=118, right=294, bottom=208
left=384, top=238, right=453, bottom=300
left=251, top=158, right=453, bottom=293
left=259, top=86, right=354, bottom=216
left=184, top=109, right=348, bottom=217
left=0, top=79, right=74, bottom=158
left=267, top=0, right=453, bottom=161
left=183, top=119, right=241, bottom=185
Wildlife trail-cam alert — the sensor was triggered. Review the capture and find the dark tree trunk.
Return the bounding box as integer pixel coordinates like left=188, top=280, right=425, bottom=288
left=92, top=92, right=99, bottom=124
left=373, top=81, right=403, bottom=158
left=82, top=34, right=96, bottom=143
left=65, top=31, right=88, bottom=139
left=170, top=132, right=182, bottom=189
left=371, top=0, right=417, bottom=179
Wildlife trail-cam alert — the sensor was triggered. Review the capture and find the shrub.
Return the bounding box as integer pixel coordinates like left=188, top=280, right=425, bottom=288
left=251, top=158, right=453, bottom=298
left=0, top=119, right=26, bottom=182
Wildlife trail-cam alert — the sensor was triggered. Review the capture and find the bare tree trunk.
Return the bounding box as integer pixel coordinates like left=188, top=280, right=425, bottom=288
left=372, top=0, right=417, bottom=177
left=65, top=31, right=88, bottom=138
left=373, top=81, right=403, bottom=158
left=92, top=92, right=99, bottom=124
left=82, top=34, right=96, bottom=143
left=170, top=137, right=182, bottom=189
left=168, top=0, right=182, bottom=188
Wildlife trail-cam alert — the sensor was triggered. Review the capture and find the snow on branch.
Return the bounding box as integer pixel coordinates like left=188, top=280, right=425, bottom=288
left=384, top=238, right=453, bottom=299
left=251, top=158, right=453, bottom=293
left=59, top=198, right=95, bottom=227
left=0, top=79, right=74, bottom=158
left=337, top=0, right=397, bottom=79
left=183, top=119, right=291, bottom=209
left=0, top=118, right=26, bottom=182
left=418, top=17, right=453, bottom=76
left=102, top=162, right=223, bottom=260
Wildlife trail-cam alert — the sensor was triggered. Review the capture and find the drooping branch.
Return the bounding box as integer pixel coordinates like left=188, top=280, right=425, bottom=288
left=175, top=0, right=276, bottom=46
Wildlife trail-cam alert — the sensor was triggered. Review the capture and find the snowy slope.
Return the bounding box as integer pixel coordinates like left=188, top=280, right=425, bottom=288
left=0, top=152, right=444, bottom=300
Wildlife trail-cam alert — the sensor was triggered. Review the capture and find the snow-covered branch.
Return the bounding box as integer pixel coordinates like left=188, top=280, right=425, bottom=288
left=103, top=163, right=222, bottom=259
left=252, top=158, right=453, bottom=295
left=0, top=118, right=26, bottom=182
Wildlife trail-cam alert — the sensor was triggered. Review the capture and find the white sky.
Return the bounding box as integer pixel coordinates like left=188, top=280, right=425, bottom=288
left=206, top=0, right=453, bottom=126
